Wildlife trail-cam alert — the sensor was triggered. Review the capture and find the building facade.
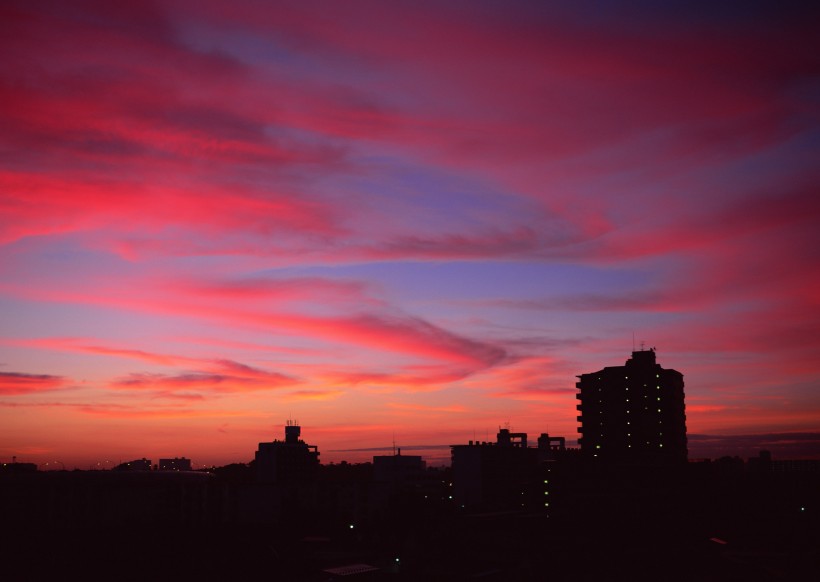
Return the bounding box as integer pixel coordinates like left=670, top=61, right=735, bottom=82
left=451, top=428, right=569, bottom=511
left=576, top=348, right=687, bottom=464
left=255, top=421, right=320, bottom=484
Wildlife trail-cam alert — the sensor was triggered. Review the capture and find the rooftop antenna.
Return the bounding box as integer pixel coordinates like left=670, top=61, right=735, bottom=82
left=640, top=340, right=645, bottom=352
left=392, top=433, right=396, bottom=456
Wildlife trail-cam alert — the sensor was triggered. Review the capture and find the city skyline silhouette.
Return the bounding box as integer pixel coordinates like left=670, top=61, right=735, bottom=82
left=2, top=0, right=819, bottom=495
left=6, top=347, right=819, bottom=470
left=3, top=349, right=818, bottom=580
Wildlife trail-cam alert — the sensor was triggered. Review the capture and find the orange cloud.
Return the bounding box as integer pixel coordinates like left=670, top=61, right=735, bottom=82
left=386, top=402, right=467, bottom=413
left=283, top=389, right=344, bottom=401
left=75, top=404, right=249, bottom=419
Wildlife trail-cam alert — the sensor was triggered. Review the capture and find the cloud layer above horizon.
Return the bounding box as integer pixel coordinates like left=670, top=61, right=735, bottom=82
left=2, top=0, right=819, bottom=467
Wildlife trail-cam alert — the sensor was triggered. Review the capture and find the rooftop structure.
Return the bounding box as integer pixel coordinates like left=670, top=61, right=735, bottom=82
left=255, top=421, right=320, bottom=484
left=451, top=428, right=568, bottom=511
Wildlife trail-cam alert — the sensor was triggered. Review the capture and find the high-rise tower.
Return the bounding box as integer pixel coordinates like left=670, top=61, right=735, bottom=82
left=576, top=349, right=686, bottom=464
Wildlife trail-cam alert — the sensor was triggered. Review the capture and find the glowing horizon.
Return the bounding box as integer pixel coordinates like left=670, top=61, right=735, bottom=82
left=2, top=1, right=819, bottom=469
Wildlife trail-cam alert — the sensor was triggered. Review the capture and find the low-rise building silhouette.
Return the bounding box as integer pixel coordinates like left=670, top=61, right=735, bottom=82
left=112, top=458, right=152, bottom=471
left=1, top=459, right=37, bottom=473
left=255, top=420, right=320, bottom=484
left=159, top=457, right=192, bottom=471
left=451, top=428, right=569, bottom=511
left=373, top=448, right=426, bottom=485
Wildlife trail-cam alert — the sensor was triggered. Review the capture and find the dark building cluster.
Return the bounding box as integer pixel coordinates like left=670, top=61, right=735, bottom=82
left=451, top=429, right=566, bottom=512
left=109, top=457, right=192, bottom=471
left=2, top=350, right=818, bottom=581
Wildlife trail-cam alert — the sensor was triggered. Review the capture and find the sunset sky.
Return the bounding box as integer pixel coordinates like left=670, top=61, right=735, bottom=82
left=2, top=1, right=819, bottom=469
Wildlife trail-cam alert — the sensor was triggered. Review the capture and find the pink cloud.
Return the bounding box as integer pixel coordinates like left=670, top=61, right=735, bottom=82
left=175, top=276, right=380, bottom=308
left=1, top=1, right=817, bottom=461
left=320, top=366, right=475, bottom=391
left=0, top=273, right=508, bottom=372
left=0, top=372, right=67, bottom=395
left=0, top=399, right=188, bottom=419
left=110, top=360, right=299, bottom=394
left=18, top=337, right=188, bottom=366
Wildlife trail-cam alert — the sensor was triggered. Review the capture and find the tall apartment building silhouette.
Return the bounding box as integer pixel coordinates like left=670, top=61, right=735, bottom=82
left=576, top=348, right=687, bottom=464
